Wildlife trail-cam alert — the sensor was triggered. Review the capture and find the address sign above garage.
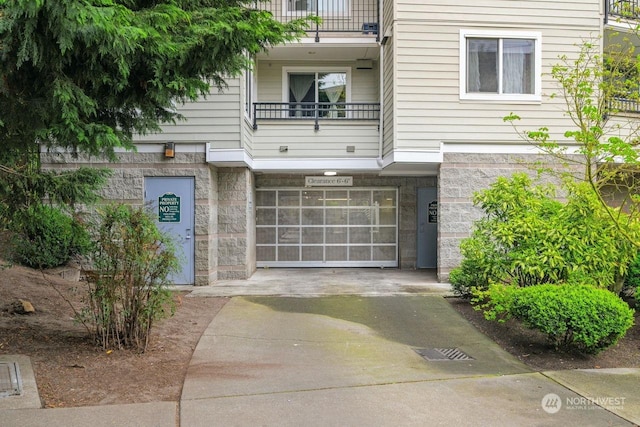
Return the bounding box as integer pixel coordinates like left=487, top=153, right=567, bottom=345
left=305, top=176, right=353, bottom=187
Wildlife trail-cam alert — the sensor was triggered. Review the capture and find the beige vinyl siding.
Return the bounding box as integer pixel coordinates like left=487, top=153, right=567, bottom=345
left=239, top=73, right=254, bottom=154
left=388, top=10, right=601, bottom=151
left=383, top=0, right=394, bottom=35
left=241, top=72, right=254, bottom=155
left=241, top=119, right=254, bottom=154
left=395, top=0, right=601, bottom=27
left=135, top=80, right=243, bottom=149
left=382, top=38, right=395, bottom=157
left=381, top=0, right=395, bottom=157
left=256, top=60, right=379, bottom=103
left=353, top=65, right=380, bottom=102
left=256, top=60, right=282, bottom=102
left=252, top=123, right=379, bottom=158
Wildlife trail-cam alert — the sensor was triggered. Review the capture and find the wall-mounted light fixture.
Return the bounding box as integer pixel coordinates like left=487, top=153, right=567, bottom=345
left=324, top=171, right=337, bottom=176
left=164, top=142, right=175, bottom=158
left=279, top=146, right=289, bottom=152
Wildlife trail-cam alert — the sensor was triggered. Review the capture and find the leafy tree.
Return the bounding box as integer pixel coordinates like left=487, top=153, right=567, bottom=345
left=0, top=0, right=311, bottom=246
left=0, top=149, right=111, bottom=218
left=0, top=0, right=310, bottom=158
left=504, top=35, right=640, bottom=247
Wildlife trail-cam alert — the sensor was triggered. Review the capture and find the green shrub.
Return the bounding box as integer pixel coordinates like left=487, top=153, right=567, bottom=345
left=11, top=204, right=90, bottom=268
left=625, top=256, right=640, bottom=288
left=510, top=284, right=634, bottom=353
left=457, top=174, right=638, bottom=292
left=471, top=282, right=519, bottom=322
left=450, top=238, right=492, bottom=298
left=471, top=173, right=567, bottom=287
left=449, top=266, right=474, bottom=298
left=621, top=256, right=640, bottom=309
left=84, top=204, right=178, bottom=352
left=559, top=182, right=637, bottom=293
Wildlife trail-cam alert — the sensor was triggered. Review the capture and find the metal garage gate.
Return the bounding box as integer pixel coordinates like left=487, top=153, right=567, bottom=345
left=256, top=188, right=398, bottom=267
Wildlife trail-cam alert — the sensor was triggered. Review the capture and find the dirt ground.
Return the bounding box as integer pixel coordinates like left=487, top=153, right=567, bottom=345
left=449, top=297, right=640, bottom=371
left=0, top=261, right=227, bottom=408
left=1, top=261, right=639, bottom=408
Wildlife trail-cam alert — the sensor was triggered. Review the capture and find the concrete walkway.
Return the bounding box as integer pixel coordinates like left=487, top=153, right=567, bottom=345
left=1, top=268, right=639, bottom=426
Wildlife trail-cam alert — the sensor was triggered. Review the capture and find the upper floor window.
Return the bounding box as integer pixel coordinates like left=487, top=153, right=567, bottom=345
left=284, top=68, right=350, bottom=117
left=460, top=30, right=542, bottom=102
left=286, top=0, right=349, bottom=15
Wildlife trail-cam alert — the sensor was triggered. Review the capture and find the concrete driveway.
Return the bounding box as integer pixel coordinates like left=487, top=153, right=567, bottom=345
left=187, top=268, right=450, bottom=297
left=181, top=294, right=638, bottom=426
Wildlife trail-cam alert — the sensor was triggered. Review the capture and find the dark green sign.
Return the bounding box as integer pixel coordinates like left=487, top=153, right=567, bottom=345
left=158, top=193, right=181, bottom=223
left=428, top=200, right=438, bottom=224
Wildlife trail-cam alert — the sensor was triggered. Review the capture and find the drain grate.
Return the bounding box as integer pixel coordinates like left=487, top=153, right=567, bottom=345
left=414, top=347, right=474, bottom=361
left=0, top=362, right=22, bottom=397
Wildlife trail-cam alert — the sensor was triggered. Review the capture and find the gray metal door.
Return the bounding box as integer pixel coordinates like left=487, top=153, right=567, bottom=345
left=417, top=187, right=437, bottom=268
left=144, top=177, right=195, bottom=285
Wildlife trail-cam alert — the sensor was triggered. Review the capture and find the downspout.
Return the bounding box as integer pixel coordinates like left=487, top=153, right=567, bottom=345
left=315, top=0, right=320, bottom=42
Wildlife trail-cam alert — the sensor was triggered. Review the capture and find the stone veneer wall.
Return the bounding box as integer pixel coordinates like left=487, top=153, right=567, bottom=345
left=40, top=148, right=218, bottom=286
left=217, top=168, right=256, bottom=280
left=254, top=174, right=436, bottom=270
left=438, top=152, right=568, bottom=282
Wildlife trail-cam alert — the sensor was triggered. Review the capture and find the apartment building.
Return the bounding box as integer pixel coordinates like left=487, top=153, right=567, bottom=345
left=43, top=1, right=615, bottom=285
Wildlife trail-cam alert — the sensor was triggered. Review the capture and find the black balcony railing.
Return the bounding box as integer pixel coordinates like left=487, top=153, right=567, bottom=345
left=253, top=102, right=380, bottom=130
left=606, top=0, right=640, bottom=23
left=258, top=0, right=379, bottom=42
left=610, top=96, right=640, bottom=114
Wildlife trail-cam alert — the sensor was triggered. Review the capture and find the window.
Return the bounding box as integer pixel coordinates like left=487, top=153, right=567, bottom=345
left=460, top=30, right=541, bottom=102
left=286, top=0, right=349, bottom=15
left=284, top=68, right=349, bottom=118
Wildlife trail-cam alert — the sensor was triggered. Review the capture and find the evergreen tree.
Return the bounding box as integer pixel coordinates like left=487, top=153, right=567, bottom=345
left=0, top=0, right=309, bottom=158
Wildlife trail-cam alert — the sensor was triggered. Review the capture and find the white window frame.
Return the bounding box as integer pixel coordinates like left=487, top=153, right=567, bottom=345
left=282, top=66, right=352, bottom=117
left=459, top=29, right=542, bottom=103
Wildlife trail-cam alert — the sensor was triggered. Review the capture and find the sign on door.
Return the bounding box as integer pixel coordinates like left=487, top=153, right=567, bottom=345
left=158, top=193, right=181, bottom=223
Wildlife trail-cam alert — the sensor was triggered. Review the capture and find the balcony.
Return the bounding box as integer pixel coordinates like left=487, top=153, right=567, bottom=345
left=610, top=96, right=640, bottom=114
left=248, top=101, right=381, bottom=162
left=253, top=102, right=380, bottom=130
left=606, top=0, right=640, bottom=23
left=259, top=0, right=379, bottom=41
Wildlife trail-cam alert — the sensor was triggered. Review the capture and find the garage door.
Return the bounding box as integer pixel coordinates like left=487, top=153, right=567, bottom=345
left=256, top=188, right=398, bottom=267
